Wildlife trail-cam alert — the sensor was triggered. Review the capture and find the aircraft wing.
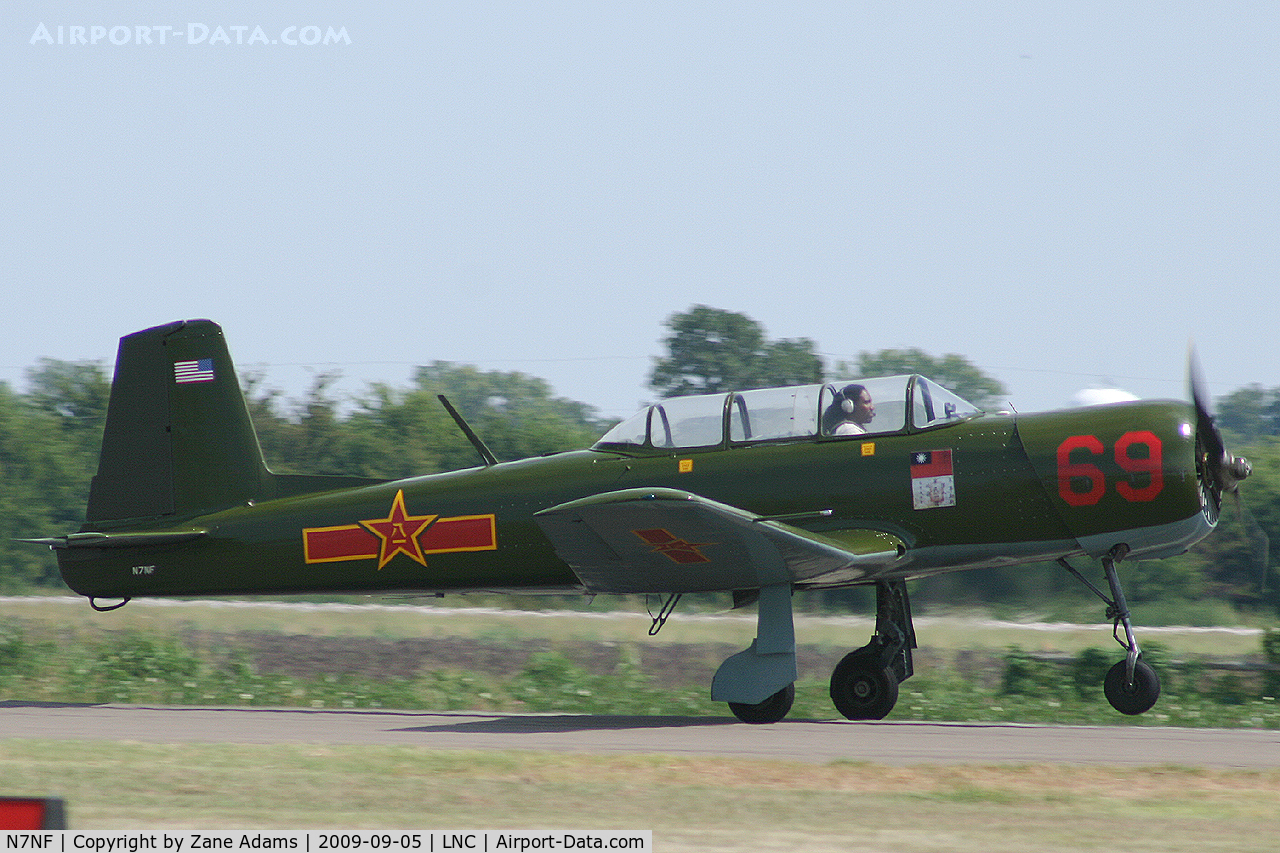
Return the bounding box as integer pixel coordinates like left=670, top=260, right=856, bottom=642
left=533, top=488, right=904, bottom=594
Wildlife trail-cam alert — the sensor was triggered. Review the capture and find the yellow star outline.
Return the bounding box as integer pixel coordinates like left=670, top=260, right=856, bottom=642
left=359, top=489, right=438, bottom=569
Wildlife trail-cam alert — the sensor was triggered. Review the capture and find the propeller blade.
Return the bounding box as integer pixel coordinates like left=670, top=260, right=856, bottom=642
left=1188, top=345, right=1251, bottom=495
left=1189, top=345, right=1225, bottom=464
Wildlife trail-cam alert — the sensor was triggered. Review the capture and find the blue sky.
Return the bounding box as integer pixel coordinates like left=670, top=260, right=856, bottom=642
left=5, top=3, right=1277, bottom=421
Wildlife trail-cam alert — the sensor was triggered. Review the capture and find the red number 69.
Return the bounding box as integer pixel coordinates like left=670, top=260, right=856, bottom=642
left=1056, top=431, right=1163, bottom=507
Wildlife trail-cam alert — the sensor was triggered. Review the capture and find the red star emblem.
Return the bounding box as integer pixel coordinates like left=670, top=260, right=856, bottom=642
left=359, top=490, right=437, bottom=569
left=633, top=528, right=713, bottom=564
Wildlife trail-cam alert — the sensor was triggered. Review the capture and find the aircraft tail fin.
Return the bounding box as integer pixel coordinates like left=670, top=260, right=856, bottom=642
left=86, top=320, right=271, bottom=523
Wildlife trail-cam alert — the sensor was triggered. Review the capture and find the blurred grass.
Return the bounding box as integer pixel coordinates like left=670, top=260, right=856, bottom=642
left=0, top=594, right=1265, bottom=654
left=1, top=596, right=1276, bottom=727
left=4, top=598, right=1278, bottom=848
left=1, top=740, right=1278, bottom=849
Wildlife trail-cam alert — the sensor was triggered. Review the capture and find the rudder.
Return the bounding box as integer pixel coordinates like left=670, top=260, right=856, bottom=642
left=86, top=320, right=271, bottom=522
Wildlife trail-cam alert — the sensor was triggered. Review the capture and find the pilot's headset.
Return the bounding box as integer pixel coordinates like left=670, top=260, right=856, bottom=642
left=839, top=384, right=864, bottom=414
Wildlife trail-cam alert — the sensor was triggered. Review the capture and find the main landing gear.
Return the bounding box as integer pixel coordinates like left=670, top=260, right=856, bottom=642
left=1058, top=544, right=1161, bottom=716
left=711, top=579, right=917, bottom=724
left=712, top=544, right=1160, bottom=723
left=829, top=580, right=916, bottom=720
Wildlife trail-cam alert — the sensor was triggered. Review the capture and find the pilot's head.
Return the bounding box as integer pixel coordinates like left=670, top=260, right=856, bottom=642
left=841, top=384, right=874, bottom=425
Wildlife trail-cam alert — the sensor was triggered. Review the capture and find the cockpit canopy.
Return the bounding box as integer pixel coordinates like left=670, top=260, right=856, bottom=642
left=594, top=375, right=983, bottom=451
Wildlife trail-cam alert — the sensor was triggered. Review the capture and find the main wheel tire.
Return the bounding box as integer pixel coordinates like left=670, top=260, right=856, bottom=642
left=1104, top=658, right=1161, bottom=715
left=728, top=683, right=795, bottom=724
left=830, top=651, right=899, bottom=720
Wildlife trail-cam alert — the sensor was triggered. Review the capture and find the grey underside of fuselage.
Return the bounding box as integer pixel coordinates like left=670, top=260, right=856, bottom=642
left=795, top=510, right=1213, bottom=589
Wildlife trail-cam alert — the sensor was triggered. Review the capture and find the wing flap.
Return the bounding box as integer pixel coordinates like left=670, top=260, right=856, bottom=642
left=533, top=488, right=904, bottom=594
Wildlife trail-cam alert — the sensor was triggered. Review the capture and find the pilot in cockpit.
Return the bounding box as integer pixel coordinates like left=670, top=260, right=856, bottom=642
left=826, top=383, right=875, bottom=435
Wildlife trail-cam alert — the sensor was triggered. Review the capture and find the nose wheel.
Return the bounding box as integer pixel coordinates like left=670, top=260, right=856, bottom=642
left=1058, top=545, right=1161, bottom=715
left=1104, top=657, right=1160, bottom=715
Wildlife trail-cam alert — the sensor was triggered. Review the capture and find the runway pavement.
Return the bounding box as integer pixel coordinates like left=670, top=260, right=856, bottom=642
left=3, top=701, right=1278, bottom=768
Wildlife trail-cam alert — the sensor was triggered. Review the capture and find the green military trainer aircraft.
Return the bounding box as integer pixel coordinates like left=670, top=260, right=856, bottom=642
left=29, top=320, right=1252, bottom=723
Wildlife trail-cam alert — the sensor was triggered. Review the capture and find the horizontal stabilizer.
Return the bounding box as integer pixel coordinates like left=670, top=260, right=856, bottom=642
left=533, top=487, right=904, bottom=594
left=20, top=530, right=207, bottom=550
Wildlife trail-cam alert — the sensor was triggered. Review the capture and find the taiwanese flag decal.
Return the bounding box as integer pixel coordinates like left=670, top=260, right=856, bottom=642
left=910, top=449, right=956, bottom=509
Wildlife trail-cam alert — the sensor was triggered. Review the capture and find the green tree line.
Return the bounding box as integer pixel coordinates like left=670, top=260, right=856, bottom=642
left=2, top=305, right=1278, bottom=619
left=0, top=358, right=608, bottom=590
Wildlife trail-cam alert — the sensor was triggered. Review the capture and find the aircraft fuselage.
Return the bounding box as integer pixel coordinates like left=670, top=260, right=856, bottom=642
left=56, top=399, right=1210, bottom=600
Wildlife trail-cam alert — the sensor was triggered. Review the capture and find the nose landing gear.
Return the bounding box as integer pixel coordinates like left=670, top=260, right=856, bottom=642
left=1058, top=544, right=1161, bottom=716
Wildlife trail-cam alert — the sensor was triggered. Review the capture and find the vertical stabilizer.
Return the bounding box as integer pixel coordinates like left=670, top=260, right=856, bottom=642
left=86, top=320, right=271, bottom=522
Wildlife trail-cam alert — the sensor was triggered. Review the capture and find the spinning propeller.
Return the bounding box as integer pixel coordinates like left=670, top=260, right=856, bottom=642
left=1189, top=347, right=1252, bottom=511
left=1190, top=348, right=1268, bottom=592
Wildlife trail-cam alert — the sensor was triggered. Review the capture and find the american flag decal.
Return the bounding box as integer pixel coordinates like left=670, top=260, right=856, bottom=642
left=174, top=358, right=216, bottom=384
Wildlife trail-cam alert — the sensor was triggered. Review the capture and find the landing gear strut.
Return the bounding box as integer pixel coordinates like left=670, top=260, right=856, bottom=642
left=713, top=583, right=798, bottom=724
left=1058, top=544, right=1161, bottom=715
left=830, top=580, right=916, bottom=720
